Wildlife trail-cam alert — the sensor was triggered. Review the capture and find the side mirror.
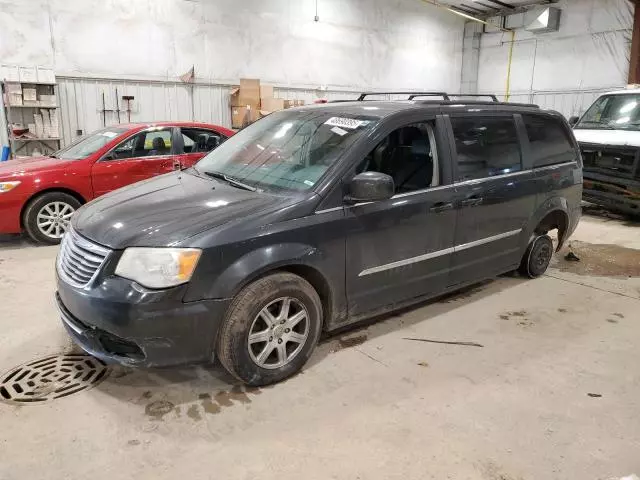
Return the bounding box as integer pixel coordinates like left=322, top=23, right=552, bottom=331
left=102, top=152, right=116, bottom=161
left=568, top=116, right=579, bottom=127
left=346, top=171, right=394, bottom=204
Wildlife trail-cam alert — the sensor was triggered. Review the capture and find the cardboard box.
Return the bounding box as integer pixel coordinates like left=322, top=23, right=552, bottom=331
left=23, top=88, right=37, bottom=101
left=284, top=100, right=295, bottom=109
left=230, top=78, right=261, bottom=107
left=8, top=93, right=23, bottom=106
left=231, top=105, right=259, bottom=129
left=6, top=82, right=22, bottom=94
left=1, top=65, right=20, bottom=82
left=40, top=94, right=57, bottom=106
left=18, top=66, right=37, bottom=83
left=260, top=85, right=274, bottom=98
left=260, top=97, right=285, bottom=113
left=37, top=66, right=55, bottom=84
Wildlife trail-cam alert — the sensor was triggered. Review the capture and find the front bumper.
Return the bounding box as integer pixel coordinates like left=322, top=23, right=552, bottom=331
left=583, top=171, right=640, bottom=216
left=0, top=192, right=25, bottom=234
left=56, top=273, right=231, bottom=367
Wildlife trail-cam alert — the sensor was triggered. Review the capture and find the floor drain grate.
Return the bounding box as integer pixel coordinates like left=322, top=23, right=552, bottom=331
left=0, top=354, right=110, bottom=404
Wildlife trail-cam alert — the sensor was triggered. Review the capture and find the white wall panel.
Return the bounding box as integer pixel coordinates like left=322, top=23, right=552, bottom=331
left=474, top=0, right=633, bottom=118
left=0, top=0, right=464, bottom=90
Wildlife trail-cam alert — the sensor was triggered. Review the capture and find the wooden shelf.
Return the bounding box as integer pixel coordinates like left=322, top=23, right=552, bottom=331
left=7, top=104, right=58, bottom=109
left=11, top=137, right=60, bottom=142
left=8, top=81, right=57, bottom=86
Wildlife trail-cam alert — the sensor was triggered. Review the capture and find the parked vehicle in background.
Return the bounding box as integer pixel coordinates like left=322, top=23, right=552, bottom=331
left=55, top=94, right=582, bottom=386
left=0, top=122, right=233, bottom=243
left=570, top=89, right=640, bottom=216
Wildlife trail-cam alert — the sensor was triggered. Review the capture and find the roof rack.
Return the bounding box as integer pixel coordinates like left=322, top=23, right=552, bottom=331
left=356, top=92, right=500, bottom=102
left=407, top=93, right=450, bottom=100
left=357, top=91, right=449, bottom=101
left=447, top=94, right=499, bottom=102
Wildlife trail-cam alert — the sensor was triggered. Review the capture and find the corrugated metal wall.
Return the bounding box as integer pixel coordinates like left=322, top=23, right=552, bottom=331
left=56, top=76, right=364, bottom=146
left=56, top=76, right=618, bottom=146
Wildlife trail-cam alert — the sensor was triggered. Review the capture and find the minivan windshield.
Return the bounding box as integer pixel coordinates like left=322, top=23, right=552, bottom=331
left=53, top=127, right=129, bottom=160
left=195, top=109, right=380, bottom=191
left=575, top=94, right=640, bottom=131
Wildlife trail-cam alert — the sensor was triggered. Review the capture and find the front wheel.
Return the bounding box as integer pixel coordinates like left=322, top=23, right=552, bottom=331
left=216, top=272, right=323, bottom=386
left=23, top=192, right=81, bottom=244
left=519, top=234, right=553, bottom=278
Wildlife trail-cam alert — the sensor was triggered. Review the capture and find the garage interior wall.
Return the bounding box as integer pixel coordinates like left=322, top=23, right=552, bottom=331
left=474, top=0, right=633, bottom=118
left=0, top=0, right=464, bottom=146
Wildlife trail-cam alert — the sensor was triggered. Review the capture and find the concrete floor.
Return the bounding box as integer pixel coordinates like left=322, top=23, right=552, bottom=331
left=1, top=212, right=639, bottom=480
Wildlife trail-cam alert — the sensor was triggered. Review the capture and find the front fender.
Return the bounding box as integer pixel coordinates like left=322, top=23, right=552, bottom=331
left=204, top=242, right=324, bottom=299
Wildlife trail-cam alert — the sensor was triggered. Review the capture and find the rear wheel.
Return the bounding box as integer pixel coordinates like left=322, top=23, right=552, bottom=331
left=216, top=272, right=323, bottom=386
left=519, top=234, right=553, bottom=278
left=23, top=192, right=81, bottom=244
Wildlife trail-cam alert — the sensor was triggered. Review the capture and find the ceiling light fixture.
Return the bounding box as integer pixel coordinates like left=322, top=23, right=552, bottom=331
left=314, top=0, right=319, bottom=22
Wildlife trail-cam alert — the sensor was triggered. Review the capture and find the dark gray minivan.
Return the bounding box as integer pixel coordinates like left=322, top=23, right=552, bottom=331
left=56, top=94, right=582, bottom=386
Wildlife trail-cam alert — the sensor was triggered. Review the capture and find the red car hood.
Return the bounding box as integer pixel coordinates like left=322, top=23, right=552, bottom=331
left=0, top=156, right=76, bottom=177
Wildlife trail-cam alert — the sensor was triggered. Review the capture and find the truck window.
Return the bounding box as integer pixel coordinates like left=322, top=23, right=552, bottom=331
left=451, top=116, right=521, bottom=181
left=522, top=115, right=575, bottom=167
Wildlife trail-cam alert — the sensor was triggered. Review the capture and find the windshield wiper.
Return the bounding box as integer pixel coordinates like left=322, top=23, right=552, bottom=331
left=203, top=171, right=257, bottom=192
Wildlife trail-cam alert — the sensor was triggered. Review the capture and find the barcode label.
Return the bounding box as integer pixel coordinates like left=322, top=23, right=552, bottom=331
left=324, top=117, right=367, bottom=129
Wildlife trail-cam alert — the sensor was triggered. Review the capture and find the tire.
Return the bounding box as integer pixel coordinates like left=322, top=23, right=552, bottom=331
left=519, top=234, right=553, bottom=279
left=216, top=272, right=323, bottom=386
left=23, top=192, right=81, bottom=245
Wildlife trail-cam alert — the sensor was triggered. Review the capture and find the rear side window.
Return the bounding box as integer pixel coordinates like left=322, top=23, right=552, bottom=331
left=451, top=116, right=522, bottom=181
left=181, top=128, right=224, bottom=154
left=522, top=114, right=576, bottom=167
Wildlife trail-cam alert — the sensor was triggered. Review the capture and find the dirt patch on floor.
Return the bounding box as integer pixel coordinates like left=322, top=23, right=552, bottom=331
left=553, top=241, right=640, bottom=277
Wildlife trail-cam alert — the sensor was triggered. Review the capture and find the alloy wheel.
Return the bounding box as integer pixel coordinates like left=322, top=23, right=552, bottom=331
left=247, top=297, right=310, bottom=369
left=36, top=201, right=75, bottom=239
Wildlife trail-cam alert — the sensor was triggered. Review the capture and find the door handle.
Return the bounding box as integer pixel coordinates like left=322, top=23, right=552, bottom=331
left=429, top=202, right=454, bottom=213
left=459, top=196, right=483, bottom=207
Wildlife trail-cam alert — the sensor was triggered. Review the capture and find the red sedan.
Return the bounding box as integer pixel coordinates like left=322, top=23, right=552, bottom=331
left=0, top=121, right=234, bottom=243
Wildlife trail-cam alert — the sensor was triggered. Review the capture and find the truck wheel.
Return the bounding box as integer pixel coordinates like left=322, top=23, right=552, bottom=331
left=216, top=272, right=323, bottom=386
left=519, top=234, right=553, bottom=278
left=23, top=192, right=81, bottom=244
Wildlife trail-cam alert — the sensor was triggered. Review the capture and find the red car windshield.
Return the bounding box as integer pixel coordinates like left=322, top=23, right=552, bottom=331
left=54, top=127, right=129, bottom=160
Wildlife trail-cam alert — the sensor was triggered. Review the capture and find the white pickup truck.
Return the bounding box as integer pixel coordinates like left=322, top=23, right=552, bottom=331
left=570, top=89, right=640, bottom=216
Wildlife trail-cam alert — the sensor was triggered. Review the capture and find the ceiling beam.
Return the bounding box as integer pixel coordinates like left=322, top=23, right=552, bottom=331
left=483, top=0, right=516, bottom=9
left=458, top=3, right=488, bottom=13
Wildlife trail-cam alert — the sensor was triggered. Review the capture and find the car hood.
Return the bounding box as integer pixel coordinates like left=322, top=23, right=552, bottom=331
left=73, top=171, right=291, bottom=249
left=573, top=129, right=640, bottom=148
left=0, top=156, right=75, bottom=177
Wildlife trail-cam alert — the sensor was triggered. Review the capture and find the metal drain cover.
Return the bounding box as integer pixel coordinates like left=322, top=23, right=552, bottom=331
left=0, top=354, right=110, bottom=404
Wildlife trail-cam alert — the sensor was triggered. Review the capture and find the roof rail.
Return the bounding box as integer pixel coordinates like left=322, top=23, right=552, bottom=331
left=447, top=94, right=499, bottom=102
left=357, top=91, right=449, bottom=101
left=407, top=93, right=451, bottom=100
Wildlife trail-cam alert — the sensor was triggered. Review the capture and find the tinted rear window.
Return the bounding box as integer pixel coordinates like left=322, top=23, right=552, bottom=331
left=522, top=114, right=576, bottom=167
left=451, top=116, right=522, bottom=181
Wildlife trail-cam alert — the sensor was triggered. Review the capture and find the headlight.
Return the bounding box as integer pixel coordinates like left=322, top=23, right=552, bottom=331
left=115, top=247, right=202, bottom=289
left=0, top=181, right=20, bottom=193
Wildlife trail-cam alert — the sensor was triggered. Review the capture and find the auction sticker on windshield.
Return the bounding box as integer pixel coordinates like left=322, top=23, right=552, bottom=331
left=325, top=117, right=369, bottom=130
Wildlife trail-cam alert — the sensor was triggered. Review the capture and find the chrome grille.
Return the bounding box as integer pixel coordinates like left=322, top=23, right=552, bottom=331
left=57, top=229, right=111, bottom=288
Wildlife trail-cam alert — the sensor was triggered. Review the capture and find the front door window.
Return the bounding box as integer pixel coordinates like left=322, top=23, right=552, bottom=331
left=356, top=122, right=439, bottom=192
left=106, top=128, right=173, bottom=160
